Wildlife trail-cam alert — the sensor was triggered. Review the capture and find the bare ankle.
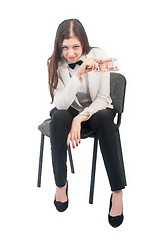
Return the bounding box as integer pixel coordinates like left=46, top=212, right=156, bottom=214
left=112, top=190, right=123, bottom=195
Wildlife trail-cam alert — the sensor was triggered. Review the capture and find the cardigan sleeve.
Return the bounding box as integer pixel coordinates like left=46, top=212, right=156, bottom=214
left=79, top=71, right=113, bottom=118
left=54, top=74, right=82, bottom=110
left=78, top=48, right=113, bottom=118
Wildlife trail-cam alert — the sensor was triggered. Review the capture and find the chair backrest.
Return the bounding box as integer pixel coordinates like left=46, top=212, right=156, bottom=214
left=110, top=73, right=126, bottom=113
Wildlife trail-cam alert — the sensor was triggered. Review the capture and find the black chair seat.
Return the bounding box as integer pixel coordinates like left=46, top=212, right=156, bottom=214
left=38, top=119, right=51, bottom=137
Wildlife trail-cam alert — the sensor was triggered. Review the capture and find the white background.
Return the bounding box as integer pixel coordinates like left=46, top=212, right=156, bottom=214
left=0, top=0, right=160, bottom=239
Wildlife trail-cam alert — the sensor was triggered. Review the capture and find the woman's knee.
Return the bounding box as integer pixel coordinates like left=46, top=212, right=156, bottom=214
left=50, top=109, right=71, bottom=128
left=88, top=108, right=115, bottom=130
left=95, top=108, right=115, bottom=123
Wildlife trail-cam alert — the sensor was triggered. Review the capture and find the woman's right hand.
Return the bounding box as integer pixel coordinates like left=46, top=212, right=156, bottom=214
left=75, top=58, right=101, bottom=81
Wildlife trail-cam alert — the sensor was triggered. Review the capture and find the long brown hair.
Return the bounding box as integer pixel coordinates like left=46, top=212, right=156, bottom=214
left=48, top=19, right=91, bottom=103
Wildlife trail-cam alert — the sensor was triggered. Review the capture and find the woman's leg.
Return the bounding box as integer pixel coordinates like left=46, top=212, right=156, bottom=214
left=85, top=108, right=126, bottom=217
left=86, top=108, right=127, bottom=191
left=50, top=107, right=78, bottom=202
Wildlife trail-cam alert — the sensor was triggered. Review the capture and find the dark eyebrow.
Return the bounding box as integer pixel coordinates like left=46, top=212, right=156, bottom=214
left=73, top=43, right=81, bottom=46
left=62, top=43, right=81, bottom=47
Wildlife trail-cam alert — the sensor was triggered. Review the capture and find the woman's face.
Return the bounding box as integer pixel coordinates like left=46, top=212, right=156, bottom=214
left=62, top=37, right=83, bottom=63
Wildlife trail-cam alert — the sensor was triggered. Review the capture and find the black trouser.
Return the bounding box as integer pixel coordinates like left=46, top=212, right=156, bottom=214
left=50, top=107, right=127, bottom=191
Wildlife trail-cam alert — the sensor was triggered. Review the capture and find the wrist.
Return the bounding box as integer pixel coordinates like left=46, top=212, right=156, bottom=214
left=75, top=114, right=89, bottom=122
left=75, top=70, right=83, bottom=82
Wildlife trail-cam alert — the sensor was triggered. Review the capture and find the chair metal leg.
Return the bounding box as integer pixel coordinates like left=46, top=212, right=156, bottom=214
left=37, top=133, right=45, bottom=187
left=67, top=144, right=75, bottom=174
left=89, top=136, right=98, bottom=204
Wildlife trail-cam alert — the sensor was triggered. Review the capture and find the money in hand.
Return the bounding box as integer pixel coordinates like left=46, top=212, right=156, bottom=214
left=96, top=58, right=120, bottom=72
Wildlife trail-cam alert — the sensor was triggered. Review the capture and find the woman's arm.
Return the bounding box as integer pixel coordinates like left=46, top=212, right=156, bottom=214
left=54, top=75, right=82, bottom=109
left=79, top=71, right=113, bottom=118
left=54, top=58, right=100, bottom=110
left=67, top=114, right=89, bottom=148
left=76, top=49, right=113, bottom=118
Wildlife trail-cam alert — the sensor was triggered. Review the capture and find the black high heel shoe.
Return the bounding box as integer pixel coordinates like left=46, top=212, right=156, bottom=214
left=108, top=193, right=124, bottom=228
left=54, top=181, right=68, bottom=212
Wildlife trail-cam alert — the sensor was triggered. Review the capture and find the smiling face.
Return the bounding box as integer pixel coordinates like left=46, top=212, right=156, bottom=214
left=62, top=37, right=83, bottom=63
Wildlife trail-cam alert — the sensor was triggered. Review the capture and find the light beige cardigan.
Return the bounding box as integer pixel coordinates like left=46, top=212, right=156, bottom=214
left=54, top=47, right=113, bottom=118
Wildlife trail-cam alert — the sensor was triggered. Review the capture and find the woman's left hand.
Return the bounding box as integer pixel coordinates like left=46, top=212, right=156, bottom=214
left=67, top=115, right=89, bottom=148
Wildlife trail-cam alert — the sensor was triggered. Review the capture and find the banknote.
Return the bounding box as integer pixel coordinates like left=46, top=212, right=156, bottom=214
left=96, top=58, right=120, bottom=72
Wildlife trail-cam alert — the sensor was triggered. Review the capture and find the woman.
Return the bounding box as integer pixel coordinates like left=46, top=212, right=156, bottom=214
left=47, top=18, right=127, bottom=227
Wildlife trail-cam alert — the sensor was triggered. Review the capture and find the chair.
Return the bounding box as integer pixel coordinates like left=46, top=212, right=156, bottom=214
left=37, top=72, right=126, bottom=204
